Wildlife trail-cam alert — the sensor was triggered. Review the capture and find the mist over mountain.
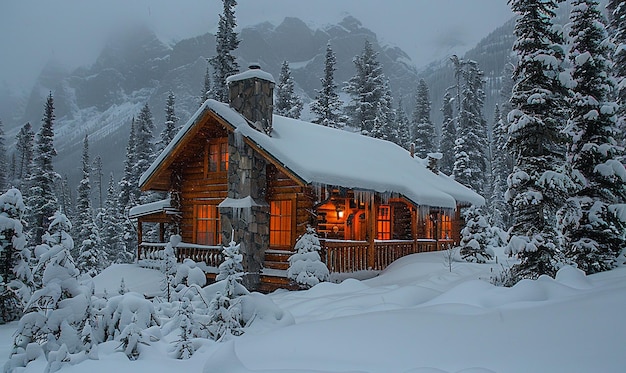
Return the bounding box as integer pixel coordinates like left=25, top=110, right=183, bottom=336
left=0, top=11, right=528, bottom=191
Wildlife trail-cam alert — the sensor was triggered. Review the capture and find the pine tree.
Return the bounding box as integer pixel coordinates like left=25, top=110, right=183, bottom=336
left=0, top=120, right=8, bottom=191
left=275, top=61, right=303, bottom=119
left=210, top=0, right=240, bottom=102
left=118, top=118, right=138, bottom=260
left=74, top=136, right=106, bottom=276
left=380, top=79, right=398, bottom=143
left=10, top=212, right=90, bottom=369
left=157, top=91, right=179, bottom=154
left=135, top=103, right=156, bottom=205
left=504, top=0, right=571, bottom=284
left=439, top=91, right=456, bottom=175
left=103, top=174, right=130, bottom=263
left=560, top=0, right=626, bottom=274
left=200, top=60, right=212, bottom=105
left=458, top=206, right=495, bottom=263
left=411, top=79, right=436, bottom=158
left=208, top=237, right=246, bottom=341
left=395, top=98, right=411, bottom=150
left=607, top=0, right=626, bottom=142
left=92, top=155, right=103, bottom=211
left=453, top=59, right=489, bottom=195
left=27, top=92, right=59, bottom=244
left=344, top=40, right=386, bottom=136
left=0, top=188, right=29, bottom=324
left=73, top=135, right=93, bottom=256
left=491, top=62, right=516, bottom=229
left=14, top=122, right=34, bottom=189
left=490, top=105, right=509, bottom=229
left=287, top=226, right=329, bottom=289
left=311, top=43, right=344, bottom=128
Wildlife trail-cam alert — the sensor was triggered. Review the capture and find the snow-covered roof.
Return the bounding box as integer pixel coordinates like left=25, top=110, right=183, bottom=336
left=128, top=198, right=172, bottom=218
left=140, top=100, right=484, bottom=209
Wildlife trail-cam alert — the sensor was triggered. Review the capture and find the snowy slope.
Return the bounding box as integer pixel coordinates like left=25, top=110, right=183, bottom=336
left=2, top=248, right=625, bottom=372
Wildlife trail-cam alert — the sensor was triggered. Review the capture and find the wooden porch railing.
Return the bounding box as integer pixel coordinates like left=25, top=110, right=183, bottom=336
left=138, top=242, right=224, bottom=268
left=321, top=239, right=456, bottom=273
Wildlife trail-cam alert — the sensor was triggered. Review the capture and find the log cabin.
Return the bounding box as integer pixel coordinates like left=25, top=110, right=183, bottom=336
left=130, top=64, right=484, bottom=292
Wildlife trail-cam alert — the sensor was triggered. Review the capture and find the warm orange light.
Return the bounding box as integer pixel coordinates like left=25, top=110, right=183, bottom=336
left=337, top=209, right=344, bottom=219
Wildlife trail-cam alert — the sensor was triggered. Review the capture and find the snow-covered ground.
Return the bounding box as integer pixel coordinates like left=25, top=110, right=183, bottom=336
left=2, top=248, right=625, bottom=372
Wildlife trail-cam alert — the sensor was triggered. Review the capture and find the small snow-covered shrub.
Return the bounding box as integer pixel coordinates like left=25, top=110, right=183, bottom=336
left=458, top=206, right=495, bottom=263
left=101, top=292, right=160, bottom=343
left=207, top=238, right=247, bottom=341
left=288, top=225, right=329, bottom=288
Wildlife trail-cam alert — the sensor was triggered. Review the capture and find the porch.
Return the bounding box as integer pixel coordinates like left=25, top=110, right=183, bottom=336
left=137, top=238, right=454, bottom=290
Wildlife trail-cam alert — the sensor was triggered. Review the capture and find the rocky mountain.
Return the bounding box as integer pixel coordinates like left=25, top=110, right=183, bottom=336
left=8, top=16, right=421, bottom=188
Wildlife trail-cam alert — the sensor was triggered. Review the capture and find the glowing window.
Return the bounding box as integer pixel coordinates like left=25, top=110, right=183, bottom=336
left=206, top=138, right=229, bottom=174
left=377, top=205, right=391, bottom=240
left=270, top=200, right=292, bottom=247
left=195, top=205, right=220, bottom=245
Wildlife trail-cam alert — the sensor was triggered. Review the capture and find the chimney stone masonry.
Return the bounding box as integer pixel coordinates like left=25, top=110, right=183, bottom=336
left=227, top=64, right=276, bottom=135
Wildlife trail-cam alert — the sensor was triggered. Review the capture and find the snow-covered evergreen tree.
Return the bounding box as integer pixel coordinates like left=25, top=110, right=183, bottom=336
left=161, top=235, right=179, bottom=302
left=157, top=91, right=179, bottom=154
left=14, top=122, right=35, bottom=189
left=9, top=212, right=90, bottom=370
left=275, top=61, right=303, bottom=119
left=0, top=188, right=29, bottom=324
left=28, top=92, right=59, bottom=244
left=216, top=236, right=243, bottom=282
left=311, top=42, right=344, bottom=128
left=103, top=174, right=130, bottom=263
left=173, top=297, right=195, bottom=359
left=458, top=206, right=496, bottom=263
left=559, top=0, right=626, bottom=274
left=504, top=0, right=571, bottom=284
left=395, top=98, right=412, bottom=150
left=453, top=59, right=489, bottom=195
left=490, top=105, right=509, bottom=229
left=134, top=103, right=155, bottom=197
left=287, top=225, right=329, bottom=289
left=439, top=91, right=456, bottom=175
left=411, top=79, right=436, bottom=158
left=208, top=237, right=246, bottom=341
left=73, top=136, right=92, bottom=255
left=118, top=117, right=138, bottom=257
left=344, top=40, right=386, bottom=136
left=200, top=60, right=212, bottom=105
left=92, top=156, right=104, bottom=211
left=607, top=0, right=626, bottom=144
left=210, top=0, right=240, bottom=102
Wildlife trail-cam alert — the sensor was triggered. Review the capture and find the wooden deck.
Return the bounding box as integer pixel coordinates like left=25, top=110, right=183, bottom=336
left=138, top=238, right=455, bottom=292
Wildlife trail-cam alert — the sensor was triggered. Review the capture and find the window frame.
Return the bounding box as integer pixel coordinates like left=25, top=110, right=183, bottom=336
left=269, top=199, right=294, bottom=249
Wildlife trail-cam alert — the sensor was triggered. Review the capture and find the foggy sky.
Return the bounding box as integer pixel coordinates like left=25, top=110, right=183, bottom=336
left=0, top=0, right=513, bottom=92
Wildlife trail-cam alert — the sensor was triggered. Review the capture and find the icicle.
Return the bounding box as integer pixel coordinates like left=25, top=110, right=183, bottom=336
left=234, top=129, right=245, bottom=152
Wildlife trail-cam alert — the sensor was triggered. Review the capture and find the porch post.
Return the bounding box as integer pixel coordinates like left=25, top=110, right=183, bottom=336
left=137, top=219, right=144, bottom=260
left=411, top=206, right=417, bottom=254
left=367, top=194, right=376, bottom=269
left=159, top=222, right=165, bottom=242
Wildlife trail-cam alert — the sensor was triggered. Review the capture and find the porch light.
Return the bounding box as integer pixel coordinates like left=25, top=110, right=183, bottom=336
left=336, top=206, right=344, bottom=219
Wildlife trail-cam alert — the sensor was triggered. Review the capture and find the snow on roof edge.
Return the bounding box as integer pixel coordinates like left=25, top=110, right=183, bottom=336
left=129, top=198, right=171, bottom=218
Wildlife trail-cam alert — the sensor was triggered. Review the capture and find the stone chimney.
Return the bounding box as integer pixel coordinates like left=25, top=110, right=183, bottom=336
left=227, top=63, right=275, bottom=135
left=426, top=152, right=442, bottom=174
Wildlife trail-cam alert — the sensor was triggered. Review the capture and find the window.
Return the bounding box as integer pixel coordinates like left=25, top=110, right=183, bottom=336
left=270, top=200, right=292, bottom=247
left=425, top=211, right=451, bottom=240
left=195, top=205, right=220, bottom=245
left=440, top=214, right=452, bottom=240
left=206, top=138, right=228, bottom=175
left=377, top=205, right=391, bottom=240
